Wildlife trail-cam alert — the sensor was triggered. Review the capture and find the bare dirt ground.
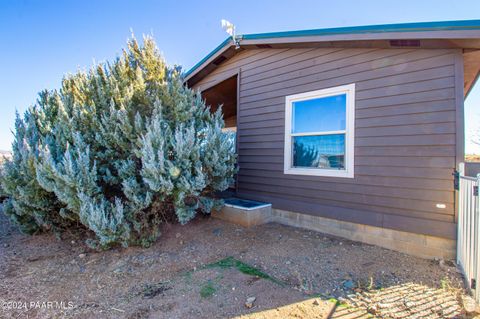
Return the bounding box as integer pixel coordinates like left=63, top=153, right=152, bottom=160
left=0, top=206, right=475, bottom=319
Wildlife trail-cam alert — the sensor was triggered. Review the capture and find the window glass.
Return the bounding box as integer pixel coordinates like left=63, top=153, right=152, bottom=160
left=292, top=134, right=345, bottom=169
left=284, top=84, right=354, bottom=178
left=292, top=94, right=346, bottom=134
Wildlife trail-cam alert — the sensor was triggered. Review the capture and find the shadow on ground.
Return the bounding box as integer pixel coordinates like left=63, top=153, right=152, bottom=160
left=0, top=206, right=473, bottom=318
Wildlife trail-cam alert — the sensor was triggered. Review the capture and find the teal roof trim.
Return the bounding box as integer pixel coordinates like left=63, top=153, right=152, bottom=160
left=242, top=19, right=480, bottom=40
left=185, top=19, right=480, bottom=80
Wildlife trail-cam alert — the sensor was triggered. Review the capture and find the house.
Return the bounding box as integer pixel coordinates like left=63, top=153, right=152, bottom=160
left=185, top=20, right=480, bottom=259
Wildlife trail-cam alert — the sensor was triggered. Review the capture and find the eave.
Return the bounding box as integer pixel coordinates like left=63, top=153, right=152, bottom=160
left=184, top=20, right=480, bottom=96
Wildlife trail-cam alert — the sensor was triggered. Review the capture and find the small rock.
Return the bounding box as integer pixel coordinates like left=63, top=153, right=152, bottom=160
left=285, top=261, right=291, bottom=265
left=439, top=259, right=447, bottom=269
left=313, top=299, right=319, bottom=306
left=362, top=262, right=375, bottom=267
left=245, top=297, right=256, bottom=308
left=461, top=295, right=477, bottom=314
left=3, top=243, right=8, bottom=248
left=444, top=259, right=456, bottom=267
left=113, top=268, right=123, bottom=274
left=212, top=228, right=222, bottom=236
left=78, top=253, right=86, bottom=259
left=175, top=233, right=181, bottom=238
left=71, top=240, right=75, bottom=244
left=367, top=305, right=378, bottom=315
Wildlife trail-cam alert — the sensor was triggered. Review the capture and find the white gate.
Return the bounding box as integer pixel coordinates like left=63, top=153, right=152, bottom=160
left=457, top=163, right=480, bottom=303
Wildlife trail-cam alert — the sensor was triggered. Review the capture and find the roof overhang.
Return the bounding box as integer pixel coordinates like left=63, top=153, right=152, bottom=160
left=184, top=20, right=480, bottom=96
left=464, top=49, right=480, bottom=98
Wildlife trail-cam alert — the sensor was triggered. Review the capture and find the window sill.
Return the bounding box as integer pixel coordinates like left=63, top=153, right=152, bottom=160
left=283, top=167, right=354, bottom=178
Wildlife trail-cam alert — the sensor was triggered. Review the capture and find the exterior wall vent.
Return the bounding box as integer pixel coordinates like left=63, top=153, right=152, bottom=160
left=389, top=40, right=421, bottom=47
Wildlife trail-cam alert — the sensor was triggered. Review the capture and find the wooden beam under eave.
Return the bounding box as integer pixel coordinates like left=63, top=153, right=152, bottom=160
left=463, top=49, right=480, bottom=97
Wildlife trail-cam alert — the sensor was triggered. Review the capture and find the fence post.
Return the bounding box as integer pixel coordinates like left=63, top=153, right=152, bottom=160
left=456, top=163, right=465, bottom=224
left=456, top=163, right=465, bottom=266
left=475, top=173, right=480, bottom=302
left=459, top=162, right=465, bottom=176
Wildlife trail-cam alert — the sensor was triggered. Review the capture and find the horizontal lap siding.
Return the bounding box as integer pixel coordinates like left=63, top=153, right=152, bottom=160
left=194, top=48, right=459, bottom=239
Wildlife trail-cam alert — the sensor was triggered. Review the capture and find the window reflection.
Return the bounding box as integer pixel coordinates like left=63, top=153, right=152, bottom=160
left=293, top=134, right=345, bottom=169
left=292, top=94, right=346, bottom=133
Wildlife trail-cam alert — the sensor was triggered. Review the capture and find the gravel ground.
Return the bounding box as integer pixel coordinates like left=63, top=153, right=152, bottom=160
left=0, top=206, right=475, bottom=319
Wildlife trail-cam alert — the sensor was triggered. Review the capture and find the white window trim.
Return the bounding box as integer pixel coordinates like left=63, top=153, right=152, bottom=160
left=284, top=83, right=355, bottom=178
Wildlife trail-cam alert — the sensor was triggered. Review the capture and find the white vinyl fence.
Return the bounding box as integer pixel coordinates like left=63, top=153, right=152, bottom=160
left=457, top=163, right=480, bottom=303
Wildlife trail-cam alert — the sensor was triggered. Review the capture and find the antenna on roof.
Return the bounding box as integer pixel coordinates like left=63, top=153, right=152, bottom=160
left=221, top=19, right=241, bottom=49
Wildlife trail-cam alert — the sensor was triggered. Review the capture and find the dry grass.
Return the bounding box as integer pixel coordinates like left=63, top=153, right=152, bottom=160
left=466, top=154, right=480, bottom=162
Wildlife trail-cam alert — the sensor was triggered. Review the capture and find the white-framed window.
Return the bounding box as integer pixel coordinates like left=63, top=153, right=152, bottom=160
left=284, top=83, right=355, bottom=178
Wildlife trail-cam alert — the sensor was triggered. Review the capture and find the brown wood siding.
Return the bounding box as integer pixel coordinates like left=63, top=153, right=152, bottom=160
left=194, top=48, right=460, bottom=239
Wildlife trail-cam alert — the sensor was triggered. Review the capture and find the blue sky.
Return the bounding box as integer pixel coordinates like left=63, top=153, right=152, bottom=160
left=1, top=0, right=479, bottom=153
